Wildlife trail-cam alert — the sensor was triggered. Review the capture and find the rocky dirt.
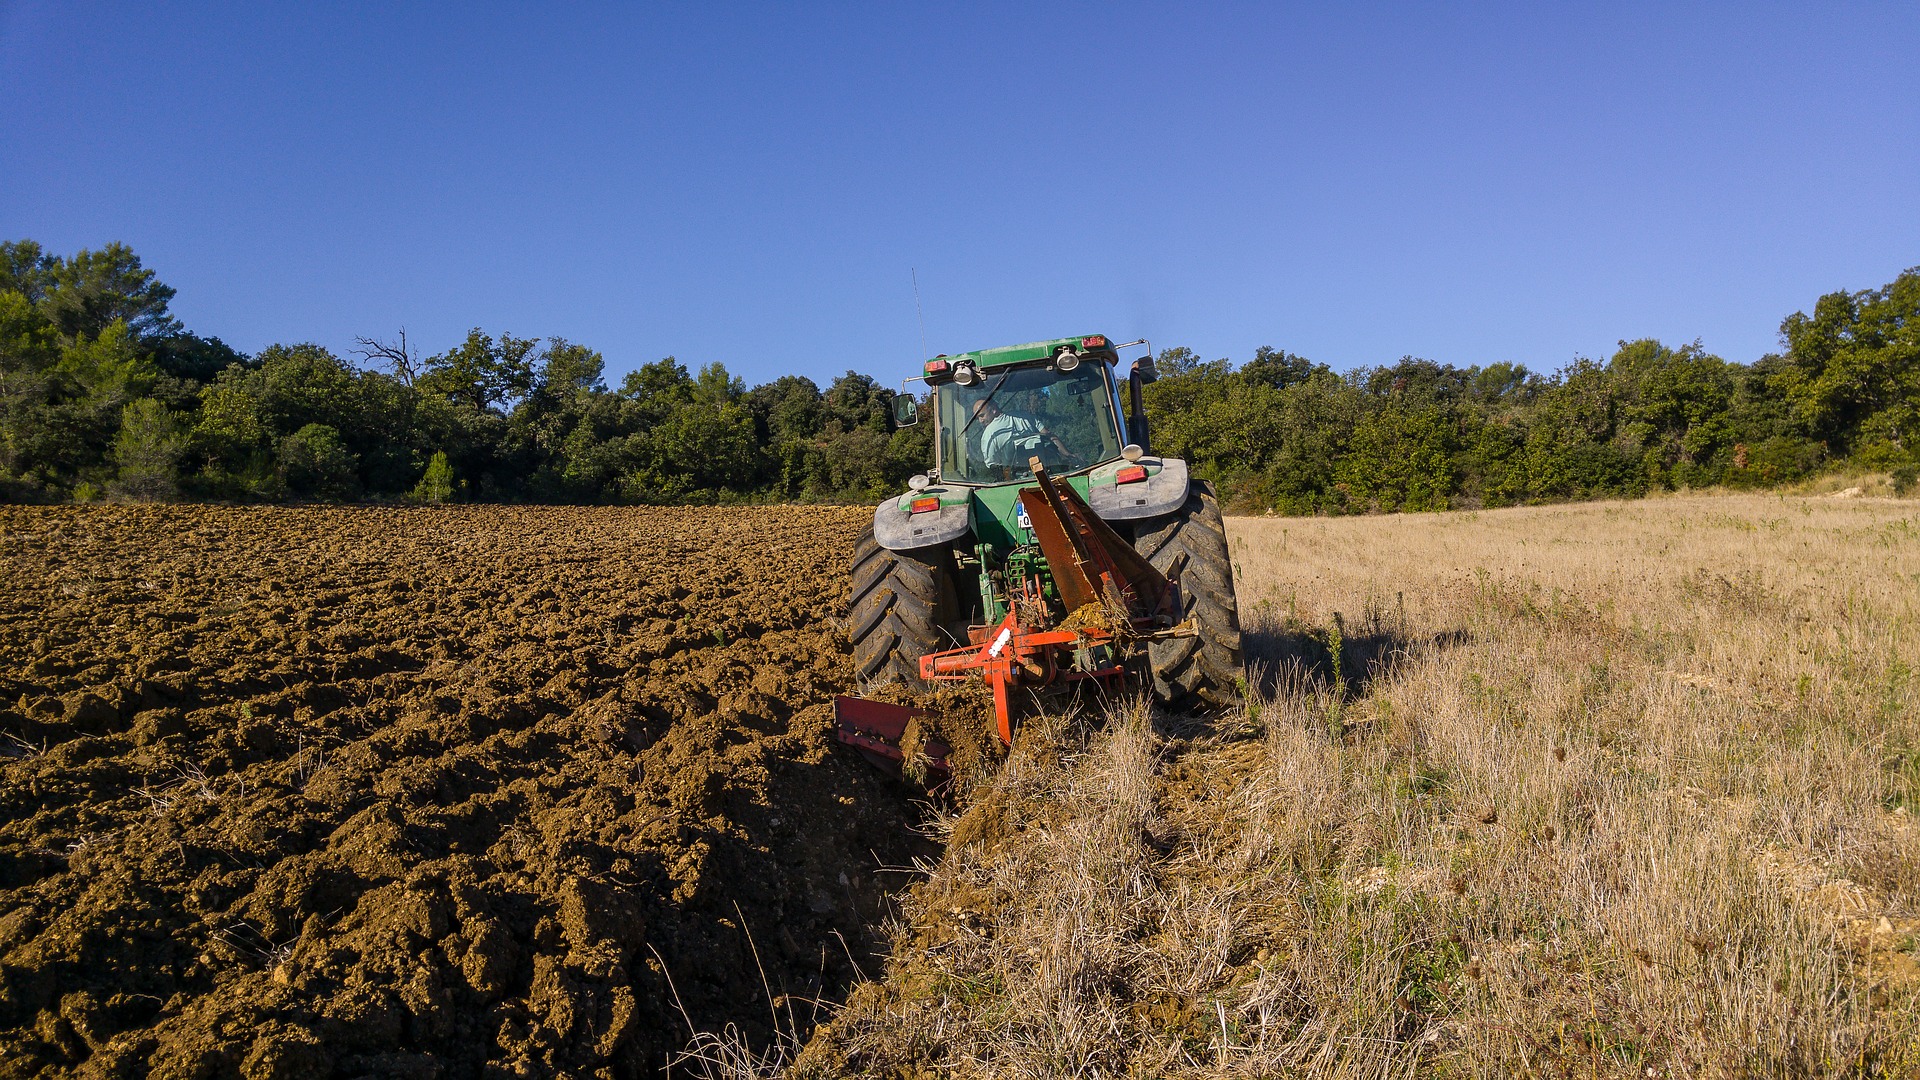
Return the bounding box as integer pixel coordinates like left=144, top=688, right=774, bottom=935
left=0, top=504, right=932, bottom=1079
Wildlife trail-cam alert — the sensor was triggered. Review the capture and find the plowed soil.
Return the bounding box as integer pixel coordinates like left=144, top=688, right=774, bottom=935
left=0, top=504, right=929, bottom=1079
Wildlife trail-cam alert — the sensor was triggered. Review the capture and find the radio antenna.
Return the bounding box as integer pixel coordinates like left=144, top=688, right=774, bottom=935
left=912, top=268, right=928, bottom=361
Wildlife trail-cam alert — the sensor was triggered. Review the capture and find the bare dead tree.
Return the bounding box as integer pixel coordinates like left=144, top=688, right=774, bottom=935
left=351, top=329, right=420, bottom=386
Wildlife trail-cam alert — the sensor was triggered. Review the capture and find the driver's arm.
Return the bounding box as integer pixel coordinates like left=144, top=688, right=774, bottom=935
left=1029, top=417, right=1071, bottom=455
left=1014, top=414, right=1058, bottom=445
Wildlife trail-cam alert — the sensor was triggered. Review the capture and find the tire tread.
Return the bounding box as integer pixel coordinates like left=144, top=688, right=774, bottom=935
left=1133, top=482, right=1244, bottom=710
left=845, top=526, right=958, bottom=691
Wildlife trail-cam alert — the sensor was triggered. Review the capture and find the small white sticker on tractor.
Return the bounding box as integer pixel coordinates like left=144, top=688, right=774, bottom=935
left=988, top=627, right=1013, bottom=657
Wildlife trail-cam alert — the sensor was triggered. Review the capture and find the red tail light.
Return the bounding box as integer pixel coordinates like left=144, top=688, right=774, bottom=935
left=1081, top=335, right=1107, bottom=348
left=924, top=359, right=950, bottom=376
left=1116, top=465, right=1148, bottom=484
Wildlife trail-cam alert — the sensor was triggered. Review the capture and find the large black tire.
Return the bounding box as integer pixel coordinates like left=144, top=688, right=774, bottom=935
left=1133, top=482, right=1243, bottom=710
left=847, top=526, right=962, bottom=690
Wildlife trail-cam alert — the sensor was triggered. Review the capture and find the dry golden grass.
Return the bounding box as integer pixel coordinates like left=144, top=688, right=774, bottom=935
left=801, top=493, right=1920, bottom=1078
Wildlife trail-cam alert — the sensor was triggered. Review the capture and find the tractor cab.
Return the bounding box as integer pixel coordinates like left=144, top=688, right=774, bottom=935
left=937, top=361, right=1122, bottom=483
left=877, top=335, right=1184, bottom=559
left=901, top=334, right=1141, bottom=487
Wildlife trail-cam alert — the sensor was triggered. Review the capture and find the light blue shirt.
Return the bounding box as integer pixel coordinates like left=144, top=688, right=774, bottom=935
left=980, top=413, right=1045, bottom=469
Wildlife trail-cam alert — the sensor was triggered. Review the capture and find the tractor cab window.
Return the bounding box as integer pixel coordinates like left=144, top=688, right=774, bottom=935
left=938, top=363, right=1122, bottom=483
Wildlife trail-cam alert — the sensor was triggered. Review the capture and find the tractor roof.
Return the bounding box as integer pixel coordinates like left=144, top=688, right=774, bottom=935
left=931, top=335, right=1117, bottom=370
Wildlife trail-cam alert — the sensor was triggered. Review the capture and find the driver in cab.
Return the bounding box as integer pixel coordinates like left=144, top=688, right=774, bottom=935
left=972, top=396, right=1073, bottom=475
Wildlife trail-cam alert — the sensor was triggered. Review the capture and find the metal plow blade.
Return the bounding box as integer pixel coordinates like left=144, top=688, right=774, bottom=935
left=832, top=695, right=951, bottom=780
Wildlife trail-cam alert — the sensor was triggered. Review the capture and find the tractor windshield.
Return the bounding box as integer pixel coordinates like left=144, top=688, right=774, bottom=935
left=938, top=362, right=1122, bottom=484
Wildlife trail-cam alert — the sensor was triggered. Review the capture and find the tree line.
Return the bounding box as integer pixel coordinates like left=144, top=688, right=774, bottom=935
left=0, top=240, right=930, bottom=504
left=1150, top=268, right=1917, bottom=512
left=2, top=239, right=1913, bottom=511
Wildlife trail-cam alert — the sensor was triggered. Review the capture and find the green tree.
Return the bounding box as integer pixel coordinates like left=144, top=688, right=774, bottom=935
left=109, top=399, right=184, bottom=500
left=537, top=338, right=606, bottom=397
left=190, top=371, right=268, bottom=465
left=1335, top=403, right=1458, bottom=512
left=347, top=369, right=429, bottom=494
left=620, top=357, right=697, bottom=423
left=508, top=338, right=614, bottom=501
left=413, top=450, right=455, bottom=503
left=183, top=345, right=367, bottom=499
left=694, top=361, right=745, bottom=406
left=1240, top=346, right=1322, bottom=390
left=420, top=330, right=539, bottom=412
left=1520, top=359, right=1639, bottom=500
left=0, top=290, right=64, bottom=495
left=748, top=374, right=827, bottom=497
left=252, top=344, right=359, bottom=433
left=279, top=423, right=359, bottom=499
left=1259, top=372, right=1363, bottom=514
left=1611, top=339, right=1737, bottom=487
left=1467, top=362, right=1537, bottom=404
left=1154, top=346, right=1214, bottom=377
left=0, top=314, right=156, bottom=496
left=0, top=240, right=56, bottom=302
left=147, top=333, right=246, bottom=384
left=1773, top=267, right=1920, bottom=460
left=649, top=398, right=759, bottom=493
left=823, top=371, right=893, bottom=434
left=39, top=242, right=182, bottom=342
left=749, top=374, right=823, bottom=443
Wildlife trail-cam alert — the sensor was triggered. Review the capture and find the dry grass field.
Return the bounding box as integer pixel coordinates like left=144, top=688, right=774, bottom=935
left=804, top=493, right=1920, bottom=1078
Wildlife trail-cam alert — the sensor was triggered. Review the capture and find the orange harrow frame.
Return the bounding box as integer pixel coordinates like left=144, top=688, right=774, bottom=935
left=918, top=604, right=1129, bottom=744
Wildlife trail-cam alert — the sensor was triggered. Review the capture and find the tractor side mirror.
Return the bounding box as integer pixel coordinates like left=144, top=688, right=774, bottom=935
left=1127, top=363, right=1152, bottom=453
left=892, top=394, right=919, bottom=427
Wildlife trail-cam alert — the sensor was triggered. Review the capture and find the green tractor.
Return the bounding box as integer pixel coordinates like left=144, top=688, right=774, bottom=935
left=836, top=334, right=1242, bottom=772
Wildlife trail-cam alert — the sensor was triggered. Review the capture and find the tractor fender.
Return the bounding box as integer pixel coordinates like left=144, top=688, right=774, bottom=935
left=873, top=491, right=971, bottom=551
left=1086, top=457, right=1190, bottom=521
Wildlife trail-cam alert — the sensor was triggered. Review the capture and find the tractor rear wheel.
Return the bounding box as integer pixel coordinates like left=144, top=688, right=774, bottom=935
left=1133, top=481, right=1243, bottom=710
left=847, top=526, right=961, bottom=690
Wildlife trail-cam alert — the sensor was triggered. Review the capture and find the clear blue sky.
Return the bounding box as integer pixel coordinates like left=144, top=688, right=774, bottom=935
left=4, top=2, right=1916, bottom=388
